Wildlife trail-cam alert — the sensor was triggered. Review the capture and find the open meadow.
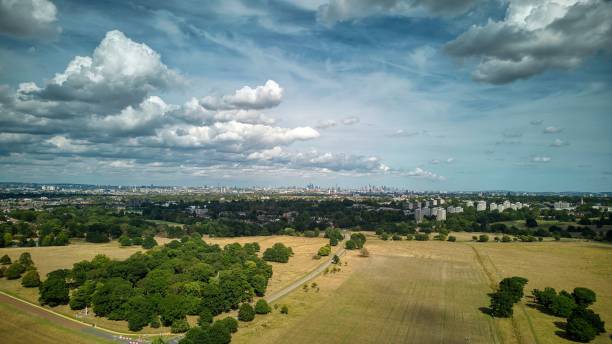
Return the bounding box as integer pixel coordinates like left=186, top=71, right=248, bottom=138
left=232, top=233, right=611, bottom=344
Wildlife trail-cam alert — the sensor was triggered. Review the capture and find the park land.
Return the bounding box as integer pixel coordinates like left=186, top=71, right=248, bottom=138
left=1, top=233, right=609, bottom=344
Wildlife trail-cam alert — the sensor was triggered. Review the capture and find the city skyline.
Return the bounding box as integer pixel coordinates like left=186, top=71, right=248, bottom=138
left=1, top=0, right=611, bottom=191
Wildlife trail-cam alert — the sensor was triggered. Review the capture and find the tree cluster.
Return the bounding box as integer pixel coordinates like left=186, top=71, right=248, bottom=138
left=262, top=243, right=294, bottom=263
left=489, top=276, right=528, bottom=317
left=36, top=237, right=273, bottom=333
left=532, top=287, right=605, bottom=342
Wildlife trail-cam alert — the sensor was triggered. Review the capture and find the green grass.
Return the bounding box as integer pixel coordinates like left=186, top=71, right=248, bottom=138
left=147, top=219, right=185, bottom=227
left=0, top=301, right=113, bottom=344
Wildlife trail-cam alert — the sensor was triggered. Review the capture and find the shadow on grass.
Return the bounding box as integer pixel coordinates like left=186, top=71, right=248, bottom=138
left=479, top=307, right=493, bottom=316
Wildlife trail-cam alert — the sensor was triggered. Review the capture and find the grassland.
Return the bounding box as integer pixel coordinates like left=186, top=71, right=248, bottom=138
left=0, top=301, right=113, bottom=344
left=0, top=235, right=332, bottom=334
left=231, top=233, right=611, bottom=344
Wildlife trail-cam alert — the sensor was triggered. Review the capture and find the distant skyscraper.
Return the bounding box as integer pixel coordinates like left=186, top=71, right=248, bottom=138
left=436, top=208, right=446, bottom=221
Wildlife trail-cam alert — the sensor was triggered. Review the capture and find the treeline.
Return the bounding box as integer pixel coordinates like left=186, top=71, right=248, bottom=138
left=2, top=207, right=157, bottom=247
left=35, top=235, right=273, bottom=333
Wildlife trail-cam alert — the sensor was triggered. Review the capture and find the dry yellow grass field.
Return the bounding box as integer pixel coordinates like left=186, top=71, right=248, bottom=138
left=231, top=233, right=611, bottom=344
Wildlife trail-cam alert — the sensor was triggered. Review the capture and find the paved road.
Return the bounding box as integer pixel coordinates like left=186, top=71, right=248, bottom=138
left=265, top=248, right=346, bottom=304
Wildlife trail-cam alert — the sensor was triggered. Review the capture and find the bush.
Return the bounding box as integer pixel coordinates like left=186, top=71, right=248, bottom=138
left=405, top=234, right=414, bottom=241
left=380, top=233, right=389, bottom=241
left=447, top=236, right=456, bottom=242
left=255, top=299, right=271, bottom=314
left=572, top=287, right=596, bottom=307
left=568, top=307, right=605, bottom=335
left=391, top=234, right=402, bottom=241
left=0, top=254, right=11, bottom=265
left=18, top=252, right=33, bottom=268
left=345, top=240, right=358, bottom=250
left=150, top=317, right=161, bottom=328
left=21, top=269, right=41, bottom=287
left=119, top=235, right=132, bottom=247
left=171, top=319, right=190, bottom=333
left=350, top=233, right=366, bottom=248
left=501, top=235, right=512, bottom=242
left=478, top=234, right=489, bottom=242
left=238, top=303, right=255, bottom=322
left=415, top=233, right=429, bottom=241
left=263, top=243, right=293, bottom=263
left=280, top=305, right=289, bottom=314
left=5, top=262, right=25, bottom=279
left=0, top=266, right=5, bottom=278
left=317, top=245, right=331, bottom=256
left=359, top=247, right=370, bottom=257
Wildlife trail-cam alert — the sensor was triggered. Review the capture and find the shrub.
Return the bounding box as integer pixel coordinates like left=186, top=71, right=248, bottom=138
left=392, top=234, right=402, bottom=241
left=263, top=243, right=293, bottom=263
left=150, top=317, right=161, bottom=328
left=317, top=245, right=331, bottom=256
left=380, top=233, right=389, bottom=241
left=21, top=269, right=41, bottom=287
left=478, top=234, right=489, bottom=242
left=255, top=299, right=271, bottom=314
left=345, top=240, right=358, bottom=250
left=501, top=235, right=512, bottom=242
left=415, top=233, right=429, bottom=241
left=405, top=234, right=414, bottom=241
left=359, top=247, right=370, bottom=257
left=0, top=254, right=11, bottom=265
left=238, top=303, right=255, bottom=322
left=5, top=262, right=25, bottom=279
left=119, top=235, right=132, bottom=246
left=280, top=305, right=289, bottom=314
left=350, top=233, right=366, bottom=248
left=171, top=319, right=190, bottom=333
left=447, top=236, right=456, bottom=242
left=0, top=266, right=5, bottom=277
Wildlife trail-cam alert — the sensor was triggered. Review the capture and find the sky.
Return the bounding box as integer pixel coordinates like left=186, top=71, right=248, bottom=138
left=0, top=0, right=611, bottom=191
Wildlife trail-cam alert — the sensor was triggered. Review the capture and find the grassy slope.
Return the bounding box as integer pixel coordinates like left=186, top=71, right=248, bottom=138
left=0, top=302, right=112, bottom=344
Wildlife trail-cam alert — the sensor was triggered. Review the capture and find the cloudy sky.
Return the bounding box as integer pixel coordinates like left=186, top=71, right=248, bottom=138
left=0, top=0, right=611, bottom=191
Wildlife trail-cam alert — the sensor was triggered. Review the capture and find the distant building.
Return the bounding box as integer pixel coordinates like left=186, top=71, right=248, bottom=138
left=436, top=208, right=446, bottom=221
left=490, top=203, right=498, bottom=211
left=476, top=201, right=486, bottom=211
left=554, top=201, right=571, bottom=210
left=465, top=200, right=474, bottom=207
left=414, top=208, right=424, bottom=223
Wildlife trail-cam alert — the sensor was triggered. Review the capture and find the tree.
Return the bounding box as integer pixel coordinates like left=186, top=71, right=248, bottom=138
left=238, top=303, right=255, bottom=322
left=126, top=295, right=156, bottom=331
left=478, top=234, right=489, bottom=242
left=345, top=240, right=358, bottom=250
left=159, top=294, right=189, bottom=326
left=18, top=252, right=33, bottom=268
left=171, top=319, right=190, bottom=333
left=280, top=305, right=289, bottom=314
left=568, top=307, right=605, bottom=335
left=526, top=218, right=538, bottom=228
left=0, top=254, right=11, bottom=265
left=142, top=236, right=158, bottom=249
left=566, top=316, right=597, bottom=342
left=21, top=269, right=41, bottom=287
left=215, top=317, right=238, bottom=333
left=572, top=287, right=596, bottom=307
left=198, top=308, right=213, bottom=326
left=490, top=291, right=514, bottom=317
left=447, top=236, right=457, bottom=242
left=91, top=277, right=134, bottom=319
left=255, top=299, right=271, bottom=314
left=0, top=266, right=5, bottom=278
left=498, top=276, right=528, bottom=303
left=501, top=235, right=512, bottom=242
left=5, top=262, right=25, bottom=279
left=549, top=292, right=576, bottom=317
left=69, top=281, right=95, bottom=310
left=262, top=243, right=293, bottom=263
left=39, top=274, right=69, bottom=306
